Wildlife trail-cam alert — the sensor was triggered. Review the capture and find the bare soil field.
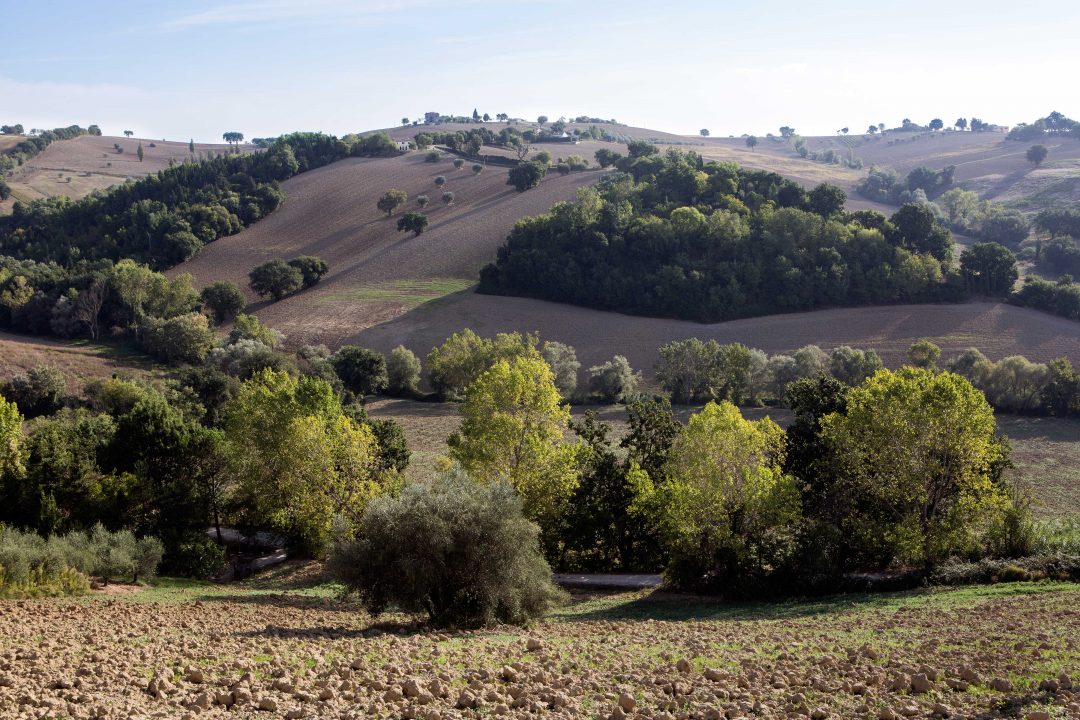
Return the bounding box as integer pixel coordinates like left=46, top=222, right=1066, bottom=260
left=356, top=295, right=1080, bottom=376
left=0, top=134, right=241, bottom=212
left=0, top=576, right=1076, bottom=719
left=171, top=153, right=599, bottom=346
left=0, top=330, right=158, bottom=392
left=368, top=398, right=1079, bottom=521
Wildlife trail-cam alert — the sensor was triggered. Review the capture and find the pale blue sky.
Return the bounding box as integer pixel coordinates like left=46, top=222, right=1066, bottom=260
left=3, top=0, right=1078, bottom=142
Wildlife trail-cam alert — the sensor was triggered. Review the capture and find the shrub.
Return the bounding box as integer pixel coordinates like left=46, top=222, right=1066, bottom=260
left=556, top=163, right=570, bottom=176
left=425, top=150, right=442, bottom=163
left=287, top=256, right=329, bottom=288
left=200, top=281, right=246, bottom=324
left=206, top=338, right=289, bottom=379
left=507, top=160, right=546, bottom=192
left=416, top=194, right=429, bottom=208
left=6, top=365, right=66, bottom=417
left=377, top=189, right=408, bottom=216
left=328, top=471, right=564, bottom=627
left=541, top=341, right=580, bottom=397
left=249, top=260, right=303, bottom=300
left=386, top=345, right=422, bottom=396
left=441, top=191, right=454, bottom=205
left=452, top=158, right=465, bottom=169
left=141, top=313, right=216, bottom=364
left=472, top=163, right=483, bottom=175
left=332, top=346, right=388, bottom=396
left=587, top=355, right=640, bottom=403
left=396, top=212, right=428, bottom=236
left=162, top=533, right=226, bottom=578
left=434, top=175, right=446, bottom=187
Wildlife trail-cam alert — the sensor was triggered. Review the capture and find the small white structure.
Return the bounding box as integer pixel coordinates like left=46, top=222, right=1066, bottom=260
left=397, top=140, right=411, bottom=152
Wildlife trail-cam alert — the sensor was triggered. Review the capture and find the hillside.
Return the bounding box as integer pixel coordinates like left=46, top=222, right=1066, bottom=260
left=172, top=152, right=598, bottom=343
left=0, top=134, right=241, bottom=214
left=0, top=331, right=158, bottom=391
left=698, top=129, right=1080, bottom=212
left=154, top=125, right=1080, bottom=369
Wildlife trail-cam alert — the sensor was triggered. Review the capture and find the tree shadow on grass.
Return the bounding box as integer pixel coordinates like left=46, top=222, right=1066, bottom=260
left=559, top=587, right=934, bottom=623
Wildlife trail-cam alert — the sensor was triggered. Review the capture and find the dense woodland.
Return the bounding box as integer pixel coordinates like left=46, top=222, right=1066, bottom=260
left=480, top=148, right=965, bottom=321
left=0, top=131, right=400, bottom=270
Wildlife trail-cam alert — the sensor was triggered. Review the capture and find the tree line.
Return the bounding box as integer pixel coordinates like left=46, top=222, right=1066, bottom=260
left=478, top=148, right=972, bottom=322
left=0, top=130, right=403, bottom=272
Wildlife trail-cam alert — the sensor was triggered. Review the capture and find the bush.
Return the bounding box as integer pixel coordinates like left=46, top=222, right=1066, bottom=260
left=200, top=281, right=246, bottom=324
left=397, top=212, right=428, bottom=236
left=328, top=472, right=564, bottom=627
left=332, top=346, right=388, bottom=396
left=0, top=524, right=165, bottom=596
left=425, top=150, right=442, bottom=163
left=6, top=365, right=66, bottom=417
left=452, top=158, right=465, bottom=169
left=162, top=533, right=226, bottom=578
left=507, top=160, right=546, bottom=192
left=249, top=260, right=303, bottom=300
left=287, top=256, right=329, bottom=288
left=472, top=163, right=483, bottom=175
left=141, top=313, right=216, bottom=365
left=441, top=191, right=454, bottom=205
left=587, top=355, right=640, bottom=403
left=386, top=345, right=421, bottom=396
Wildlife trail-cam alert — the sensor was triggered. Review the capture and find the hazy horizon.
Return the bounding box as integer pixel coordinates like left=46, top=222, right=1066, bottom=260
left=4, top=0, right=1079, bottom=143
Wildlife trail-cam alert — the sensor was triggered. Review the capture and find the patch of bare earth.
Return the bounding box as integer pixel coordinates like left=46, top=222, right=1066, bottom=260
left=0, top=584, right=1076, bottom=719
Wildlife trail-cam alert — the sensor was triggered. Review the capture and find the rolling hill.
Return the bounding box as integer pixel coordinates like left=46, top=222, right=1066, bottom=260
left=161, top=131, right=1080, bottom=373
left=0, top=134, right=242, bottom=213
left=5, top=121, right=1076, bottom=374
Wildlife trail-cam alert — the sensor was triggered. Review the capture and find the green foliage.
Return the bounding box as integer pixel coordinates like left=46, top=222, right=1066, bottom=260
left=481, top=152, right=955, bottom=322
left=287, top=256, right=329, bottom=288
left=0, top=524, right=163, bottom=596
left=0, top=394, right=23, bottom=483
left=540, top=341, right=579, bottom=398
left=425, top=150, right=441, bottom=162
left=377, top=189, right=408, bottom=216
left=821, top=368, right=1008, bottom=568
left=1026, top=144, right=1048, bottom=165
left=386, top=345, right=422, bottom=396
left=632, top=401, right=799, bottom=594
left=200, top=280, right=246, bottom=323
left=441, top=191, right=454, bottom=205
left=162, top=532, right=226, bottom=578
left=1013, top=276, right=1080, bottom=321
left=447, top=357, right=580, bottom=544
left=229, top=312, right=282, bottom=348
left=960, top=242, right=1018, bottom=295
left=5, top=365, right=66, bottom=417
left=329, top=471, right=563, bottom=627
left=587, top=355, right=640, bottom=403
left=331, top=345, right=388, bottom=396
left=396, top=212, right=428, bottom=236
left=471, top=163, right=483, bottom=175
left=249, top=260, right=303, bottom=300
left=507, top=160, right=547, bottom=192
left=594, top=148, right=623, bottom=168
left=0, top=132, right=345, bottom=271
left=425, top=329, right=540, bottom=400
left=906, top=339, right=941, bottom=370
left=141, top=313, right=215, bottom=364
left=224, top=369, right=387, bottom=556
left=559, top=413, right=658, bottom=571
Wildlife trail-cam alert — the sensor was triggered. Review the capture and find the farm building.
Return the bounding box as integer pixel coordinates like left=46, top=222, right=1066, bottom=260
left=396, top=140, right=411, bottom=152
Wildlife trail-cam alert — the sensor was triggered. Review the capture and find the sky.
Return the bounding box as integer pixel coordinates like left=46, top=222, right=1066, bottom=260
left=3, top=0, right=1079, bottom=142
